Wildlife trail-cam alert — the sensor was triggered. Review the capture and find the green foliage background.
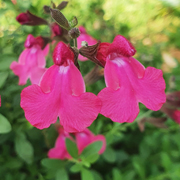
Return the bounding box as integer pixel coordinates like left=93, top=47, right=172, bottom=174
left=0, top=0, right=180, bottom=180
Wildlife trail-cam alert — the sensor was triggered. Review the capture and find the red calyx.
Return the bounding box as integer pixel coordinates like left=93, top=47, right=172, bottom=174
left=96, top=42, right=111, bottom=66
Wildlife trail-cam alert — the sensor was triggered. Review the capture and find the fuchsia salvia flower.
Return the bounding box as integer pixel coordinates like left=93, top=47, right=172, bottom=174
left=97, top=35, right=166, bottom=123
left=77, top=26, right=97, bottom=61
left=48, top=127, right=106, bottom=160
left=10, top=34, right=48, bottom=85
left=20, top=42, right=101, bottom=132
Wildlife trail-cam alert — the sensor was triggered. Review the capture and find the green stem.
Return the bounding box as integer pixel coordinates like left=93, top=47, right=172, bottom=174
left=74, top=38, right=77, bottom=48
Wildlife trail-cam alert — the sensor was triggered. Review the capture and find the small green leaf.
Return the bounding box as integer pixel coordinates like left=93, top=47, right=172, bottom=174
left=0, top=72, right=8, bottom=88
left=0, top=114, right=12, bottom=134
left=65, top=138, right=78, bottom=159
left=103, top=147, right=116, bottom=163
left=56, top=168, right=69, bottom=180
left=81, top=168, right=94, bottom=180
left=112, top=168, right=122, bottom=180
left=70, top=164, right=82, bottom=173
left=84, top=153, right=99, bottom=164
left=41, top=158, right=64, bottom=170
left=81, top=141, right=103, bottom=158
left=15, top=132, right=34, bottom=164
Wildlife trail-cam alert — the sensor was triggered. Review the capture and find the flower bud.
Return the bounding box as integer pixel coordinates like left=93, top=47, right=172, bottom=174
left=68, top=27, right=80, bottom=39
left=16, top=11, right=48, bottom=26
left=57, top=1, right=68, bottom=10
left=16, top=13, right=31, bottom=25
left=50, top=8, right=70, bottom=30
left=43, top=5, right=51, bottom=14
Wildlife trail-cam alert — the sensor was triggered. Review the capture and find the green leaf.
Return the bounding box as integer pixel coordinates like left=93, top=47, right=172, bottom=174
left=81, top=141, right=103, bottom=158
left=0, top=72, right=8, bottom=88
left=81, top=168, right=94, bottom=180
left=103, top=147, right=116, bottom=163
left=0, top=114, right=11, bottom=134
left=70, top=164, right=82, bottom=173
left=41, top=158, right=64, bottom=170
left=83, top=153, right=99, bottom=164
left=65, top=138, right=78, bottom=159
left=161, top=152, right=172, bottom=171
left=112, top=168, right=122, bottom=180
left=91, top=170, right=103, bottom=180
left=56, top=168, right=69, bottom=180
left=15, top=132, right=34, bottom=164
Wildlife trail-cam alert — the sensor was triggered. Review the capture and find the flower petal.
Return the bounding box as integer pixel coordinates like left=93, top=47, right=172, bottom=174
left=98, top=87, right=139, bottom=123
left=10, top=61, right=29, bottom=85
left=136, top=67, right=166, bottom=110
left=30, top=67, right=46, bottom=85
left=59, top=62, right=101, bottom=132
left=21, top=84, right=60, bottom=129
left=99, top=57, right=165, bottom=123
left=48, top=132, right=71, bottom=159
left=75, top=128, right=106, bottom=154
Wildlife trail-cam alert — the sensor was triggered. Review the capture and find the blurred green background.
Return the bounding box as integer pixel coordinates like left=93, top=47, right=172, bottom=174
left=0, top=0, right=180, bottom=180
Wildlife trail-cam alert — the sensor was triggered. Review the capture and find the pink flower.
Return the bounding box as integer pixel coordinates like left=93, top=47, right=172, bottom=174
left=48, top=127, right=106, bottom=160
left=20, top=42, right=101, bottom=132
left=77, top=26, right=97, bottom=61
left=97, top=35, right=166, bottom=123
left=10, top=34, right=48, bottom=85
left=48, top=128, right=72, bottom=160
left=75, top=128, right=106, bottom=154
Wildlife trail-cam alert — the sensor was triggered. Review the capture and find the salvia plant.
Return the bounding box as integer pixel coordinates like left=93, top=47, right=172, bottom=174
left=1, top=0, right=180, bottom=180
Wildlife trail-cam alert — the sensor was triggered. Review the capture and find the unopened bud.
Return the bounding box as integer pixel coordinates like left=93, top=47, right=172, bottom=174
left=50, top=8, right=70, bottom=30
left=68, top=28, right=80, bottom=39
left=43, top=5, right=51, bottom=14
left=16, top=11, right=48, bottom=26
left=57, top=1, right=68, bottom=10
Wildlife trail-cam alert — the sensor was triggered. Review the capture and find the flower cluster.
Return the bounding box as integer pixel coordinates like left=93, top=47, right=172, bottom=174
left=12, top=6, right=166, bottom=134
left=18, top=33, right=166, bottom=132
left=48, top=127, right=106, bottom=160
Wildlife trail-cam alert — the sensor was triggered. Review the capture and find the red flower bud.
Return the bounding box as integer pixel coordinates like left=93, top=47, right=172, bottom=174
left=16, top=11, right=48, bottom=26
left=16, top=13, right=31, bottom=25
